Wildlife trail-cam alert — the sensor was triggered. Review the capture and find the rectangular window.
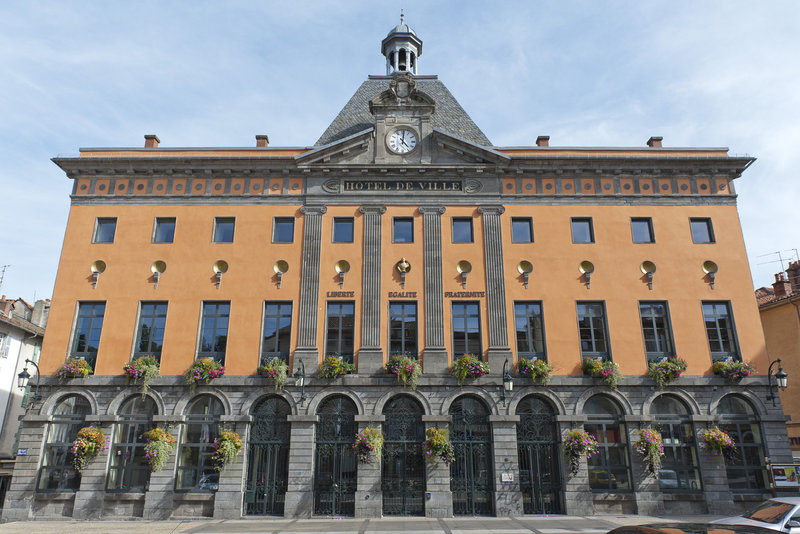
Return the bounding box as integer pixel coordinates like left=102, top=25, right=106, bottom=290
left=452, top=218, right=474, bottom=243
left=261, top=302, right=292, bottom=365
left=514, top=301, right=546, bottom=360
left=333, top=217, right=354, bottom=243
left=389, top=302, right=418, bottom=357
left=631, top=217, right=654, bottom=244
left=690, top=218, right=715, bottom=243
left=639, top=301, right=674, bottom=363
left=452, top=301, right=482, bottom=358
left=93, top=217, right=117, bottom=243
left=511, top=217, right=534, bottom=243
left=273, top=217, right=294, bottom=243
left=199, top=302, right=230, bottom=364
left=153, top=217, right=176, bottom=243
left=393, top=217, right=414, bottom=243
left=571, top=217, right=594, bottom=243
left=71, top=302, right=106, bottom=369
left=576, top=301, right=609, bottom=361
left=325, top=302, right=355, bottom=364
left=134, top=302, right=167, bottom=361
left=702, top=301, right=739, bottom=362
left=212, top=217, right=235, bottom=243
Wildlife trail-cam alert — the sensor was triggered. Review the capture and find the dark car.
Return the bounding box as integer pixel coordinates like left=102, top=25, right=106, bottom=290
left=608, top=523, right=779, bottom=534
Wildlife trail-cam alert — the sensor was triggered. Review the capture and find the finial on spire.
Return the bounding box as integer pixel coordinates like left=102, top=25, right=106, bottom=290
left=400, top=9, right=404, bottom=25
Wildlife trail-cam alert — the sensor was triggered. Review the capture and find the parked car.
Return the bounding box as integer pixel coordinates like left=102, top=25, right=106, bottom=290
left=712, top=497, right=800, bottom=532
left=608, top=523, right=777, bottom=534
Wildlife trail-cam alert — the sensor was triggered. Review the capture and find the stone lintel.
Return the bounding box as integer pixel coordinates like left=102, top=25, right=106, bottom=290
left=288, top=415, right=318, bottom=423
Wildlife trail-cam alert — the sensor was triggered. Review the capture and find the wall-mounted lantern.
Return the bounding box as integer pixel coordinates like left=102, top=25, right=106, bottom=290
left=578, top=260, right=594, bottom=289
left=456, top=260, right=472, bottom=289
left=273, top=260, right=289, bottom=289
left=151, top=260, right=166, bottom=290
left=90, top=260, right=106, bottom=289
left=294, top=358, right=306, bottom=406
left=501, top=359, right=514, bottom=407
left=640, top=260, right=656, bottom=290
left=213, top=260, right=229, bottom=289
left=702, top=260, right=718, bottom=289
left=335, top=260, right=350, bottom=289
left=16, top=359, right=41, bottom=409
left=396, top=258, right=411, bottom=289
left=767, top=358, right=788, bottom=407
left=517, top=260, right=533, bottom=289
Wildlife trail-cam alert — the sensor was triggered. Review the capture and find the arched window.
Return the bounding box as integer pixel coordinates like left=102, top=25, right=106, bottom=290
left=37, top=395, right=92, bottom=491
left=246, top=396, right=291, bottom=516
left=449, top=395, right=493, bottom=516
left=106, top=396, right=157, bottom=492
left=516, top=395, right=562, bottom=514
left=314, top=395, right=358, bottom=516
left=584, top=395, right=631, bottom=491
left=716, top=395, right=767, bottom=490
left=382, top=395, right=425, bottom=516
left=176, top=395, right=225, bottom=491
left=650, top=395, right=700, bottom=492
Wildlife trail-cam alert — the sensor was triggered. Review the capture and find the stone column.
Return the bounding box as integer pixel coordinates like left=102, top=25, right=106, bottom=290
left=72, top=414, right=116, bottom=519
left=489, top=415, right=523, bottom=516
left=557, top=417, right=594, bottom=516
left=284, top=415, right=317, bottom=518
left=295, top=206, right=327, bottom=371
left=478, top=206, right=513, bottom=375
left=354, top=415, right=384, bottom=517
left=358, top=206, right=386, bottom=375
left=143, top=415, right=184, bottom=519
left=420, top=206, right=448, bottom=374
left=1, top=414, right=49, bottom=523
left=421, top=415, right=453, bottom=517
left=213, top=415, right=251, bottom=519
left=694, top=417, right=736, bottom=515
left=626, top=417, right=664, bottom=516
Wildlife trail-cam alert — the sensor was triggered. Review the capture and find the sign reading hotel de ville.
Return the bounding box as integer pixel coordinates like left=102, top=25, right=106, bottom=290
left=322, top=179, right=483, bottom=194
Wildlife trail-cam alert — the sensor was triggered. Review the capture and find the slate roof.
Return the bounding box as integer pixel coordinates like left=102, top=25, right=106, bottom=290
left=316, top=77, right=491, bottom=147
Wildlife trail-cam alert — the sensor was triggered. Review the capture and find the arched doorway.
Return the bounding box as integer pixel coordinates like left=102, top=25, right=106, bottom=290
left=382, top=395, right=425, bottom=516
left=449, top=395, right=493, bottom=516
left=245, top=396, right=291, bottom=515
left=516, top=395, right=562, bottom=514
left=716, top=395, right=767, bottom=490
left=314, top=395, right=357, bottom=516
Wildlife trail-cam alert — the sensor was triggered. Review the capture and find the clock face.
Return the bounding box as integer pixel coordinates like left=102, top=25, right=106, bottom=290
left=388, top=129, right=418, bottom=154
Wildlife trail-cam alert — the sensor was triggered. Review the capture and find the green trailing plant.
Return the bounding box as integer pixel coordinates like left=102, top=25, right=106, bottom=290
left=517, top=357, right=553, bottom=385
left=319, top=355, right=356, bottom=379
left=257, top=358, right=289, bottom=390
left=647, top=357, right=687, bottom=390
left=184, top=357, right=225, bottom=392
left=56, top=358, right=93, bottom=379
left=422, top=427, right=455, bottom=465
left=71, top=426, right=108, bottom=472
left=698, top=426, right=736, bottom=462
left=143, top=427, right=176, bottom=472
left=634, top=428, right=665, bottom=476
left=582, top=358, right=622, bottom=390
left=451, top=353, right=489, bottom=386
left=561, top=429, right=599, bottom=476
left=123, top=355, right=160, bottom=397
left=211, top=430, right=243, bottom=471
left=352, top=426, right=384, bottom=464
left=712, top=360, right=755, bottom=383
left=386, top=354, right=422, bottom=390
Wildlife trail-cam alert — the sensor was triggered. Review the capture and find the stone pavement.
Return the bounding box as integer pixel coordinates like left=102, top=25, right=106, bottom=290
left=0, top=515, right=723, bottom=534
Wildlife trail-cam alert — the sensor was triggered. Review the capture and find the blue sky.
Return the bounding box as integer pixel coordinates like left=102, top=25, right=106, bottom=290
left=1, top=1, right=799, bottom=300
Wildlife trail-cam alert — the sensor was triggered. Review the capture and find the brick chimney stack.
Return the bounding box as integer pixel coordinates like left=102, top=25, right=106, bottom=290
left=773, top=272, right=792, bottom=298
left=786, top=261, right=800, bottom=292
left=256, top=135, right=270, bottom=148
left=536, top=136, right=550, bottom=147
left=144, top=134, right=160, bottom=148
left=647, top=136, right=663, bottom=148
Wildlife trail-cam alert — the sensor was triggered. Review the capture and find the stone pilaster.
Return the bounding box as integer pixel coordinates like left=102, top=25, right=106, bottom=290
left=354, top=415, right=384, bottom=518
left=72, top=415, right=115, bottom=519
left=558, top=418, right=594, bottom=516
left=420, top=206, right=448, bottom=374
left=213, top=416, right=250, bottom=519
left=626, top=418, right=664, bottom=516
left=478, top=206, right=512, bottom=374
left=489, top=415, right=523, bottom=516
left=421, top=415, right=453, bottom=517
left=1, top=415, right=48, bottom=523
left=295, top=206, right=327, bottom=368
left=284, top=415, right=317, bottom=518
left=143, top=416, right=183, bottom=519
left=358, top=206, right=386, bottom=375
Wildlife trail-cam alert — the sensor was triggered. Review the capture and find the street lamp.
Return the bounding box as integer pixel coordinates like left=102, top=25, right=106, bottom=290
left=294, top=359, right=306, bottom=405
left=767, top=358, right=788, bottom=407
left=501, top=359, right=514, bottom=407
left=17, top=359, right=42, bottom=408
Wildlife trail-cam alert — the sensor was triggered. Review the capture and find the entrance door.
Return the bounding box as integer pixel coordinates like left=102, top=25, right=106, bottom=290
left=245, top=396, right=290, bottom=515
left=516, top=395, right=562, bottom=514
left=449, top=396, right=493, bottom=516
left=382, top=395, right=425, bottom=516
left=314, top=395, right=357, bottom=516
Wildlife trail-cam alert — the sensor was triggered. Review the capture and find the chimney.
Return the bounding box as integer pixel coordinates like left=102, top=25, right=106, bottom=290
left=787, top=261, right=800, bottom=292
left=773, top=272, right=792, bottom=298
left=144, top=134, right=160, bottom=148
left=256, top=135, right=270, bottom=148
left=32, top=299, right=51, bottom=328
left=536, top=135, right=550, bottom=147
left=647, top=136, right=663, bottom=148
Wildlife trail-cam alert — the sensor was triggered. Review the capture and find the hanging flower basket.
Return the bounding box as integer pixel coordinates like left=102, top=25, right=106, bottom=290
left=185, top=358, right=225, bottom=392
left=634, top=428, right=665, bottom=476
left=123, top=355, right=160, bottom=397
left=422, top=427, right=455, bottom=466
left=561, top=429, right=599, bottom=476
left=582, top=358, right=622, bottom=390
left=71, top=426, right=108, bottom=472
left=257, top=358, right=289, bottom=390
left=386, top=354, right=422, bottom=390
left=647, top=357, right=687, bottom=390
left=712, top=360, right=755, bottom=383
left=57, top=358, right=93, bottom=379
left=517, top=358, right=553, bottom=386
left=353, top=426, right=384, bottom=464
left=698, top=426, right=736, bottom=462
left=143, top=427, right=176, bottom=472
left=210, top=430, right=243, bottom=472
left=319, top=355, right=356, bottom=379
left=451, top=354, right=489, bottom=386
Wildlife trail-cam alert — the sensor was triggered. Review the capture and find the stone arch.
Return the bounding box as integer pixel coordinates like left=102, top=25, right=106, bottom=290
left=373, top=389, right=431, bottom=416
left=240, top=389, right=298, bottom=416
left=41, top=389, right=98, bottom=416
left=642, top=389, right=700, bottom=416
left=439, top=386, right=498, bottom=415
left=173, top=388, right=231, bottom=416
left=305, top=387, right=364, bottom=416
left=508, top=386, right=566, bottom=416
left=710, top=390, right=768, bottom=417
left=574, top=386, right=633, bottom=416
left=106, top=389, right=165, bottom=416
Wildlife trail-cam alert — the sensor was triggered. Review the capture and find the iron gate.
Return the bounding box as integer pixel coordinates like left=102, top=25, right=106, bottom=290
left=382, top=396, right=425, bottom=516
left=450, top=396, right=494, bottom=516
left=245, top=397, right=290, bottom=515
left=516, top=395, right=562, bottom=514
left=314, top=395, right=357, bottom=516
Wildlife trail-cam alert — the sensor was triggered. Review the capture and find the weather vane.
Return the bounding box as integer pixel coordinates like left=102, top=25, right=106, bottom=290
left=400, top=9, right=404, bottom=25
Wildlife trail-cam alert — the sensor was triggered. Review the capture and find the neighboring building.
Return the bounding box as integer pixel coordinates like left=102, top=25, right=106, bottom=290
left=756, top=261, right=800, bottom=460
left=2, top=21, right=792, bottom=522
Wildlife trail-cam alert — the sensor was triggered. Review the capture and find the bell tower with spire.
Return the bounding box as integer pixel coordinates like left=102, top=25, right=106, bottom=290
left=381, top=12, right=422, bottom=75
